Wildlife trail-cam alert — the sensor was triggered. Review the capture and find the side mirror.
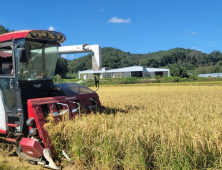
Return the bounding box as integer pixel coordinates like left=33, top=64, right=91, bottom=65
left=18, top=48, right=28, bottom=63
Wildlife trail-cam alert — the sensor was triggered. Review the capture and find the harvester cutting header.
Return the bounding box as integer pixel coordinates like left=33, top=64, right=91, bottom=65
left=0, top=30, right=104, bottom=169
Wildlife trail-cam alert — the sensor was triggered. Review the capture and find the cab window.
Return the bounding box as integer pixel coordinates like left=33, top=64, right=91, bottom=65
left=0, top=46, right=13, bottom=76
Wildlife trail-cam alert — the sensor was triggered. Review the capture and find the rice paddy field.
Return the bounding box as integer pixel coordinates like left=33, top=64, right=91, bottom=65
left=44, top=84, right=222, bottom=170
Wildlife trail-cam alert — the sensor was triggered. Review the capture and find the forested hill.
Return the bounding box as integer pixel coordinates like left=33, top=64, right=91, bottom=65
left=67, top=47, right=222, bottom=76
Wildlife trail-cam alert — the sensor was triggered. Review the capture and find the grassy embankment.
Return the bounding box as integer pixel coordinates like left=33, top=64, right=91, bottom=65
left=44, top=85, right=222, bottom=169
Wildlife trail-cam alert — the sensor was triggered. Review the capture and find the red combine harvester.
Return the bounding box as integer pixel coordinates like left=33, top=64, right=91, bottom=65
left=0, top=30, right=104, bottom=169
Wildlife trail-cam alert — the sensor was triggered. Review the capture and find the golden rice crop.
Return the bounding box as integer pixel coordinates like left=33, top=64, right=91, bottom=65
left=44, top=85, right=222, bottom=169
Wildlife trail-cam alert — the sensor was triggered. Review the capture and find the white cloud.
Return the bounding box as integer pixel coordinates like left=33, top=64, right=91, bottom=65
left=186, top=31, right=196, bottom=35
left=48, top=26, right=55, bottom=31
left=108, top=16, right=131, bottom=24
left=61, top=54, right=66, bottom=58
left=207, top=42, right=216, bottom=46
left=190, top=47, right=197, bottom=49
left=99, top=9, right=104, bottom=13
left=70, top=54, right=74, bottom=58
left=189, top=47, right=204, bottom=52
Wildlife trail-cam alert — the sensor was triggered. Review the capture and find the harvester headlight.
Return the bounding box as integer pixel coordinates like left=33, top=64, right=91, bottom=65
left=31, top=32, right=38, bottom=38
left=57, top=35, right=62, bottom=41
left=26, top=118, right=35, bottom=127
left=41, top=32, right=48, bottom=38
left=50, top=32, right=57, bottom=39
left=29, top=128, right=38, bottom=136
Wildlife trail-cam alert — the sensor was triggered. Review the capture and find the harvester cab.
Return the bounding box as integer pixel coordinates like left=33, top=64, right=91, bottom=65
left=0, top=30, right=104, bottom=169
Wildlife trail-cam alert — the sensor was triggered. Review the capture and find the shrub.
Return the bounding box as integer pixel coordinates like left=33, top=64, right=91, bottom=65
left=53, top=74, right=63, bottom=84
left=154, top=79, right=160, bottom=83
left=173, top=77, right=180, bottom=82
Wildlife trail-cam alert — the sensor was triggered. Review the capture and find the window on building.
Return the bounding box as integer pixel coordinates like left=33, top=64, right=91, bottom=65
left=131, top=71, right=143, bottom=77
left=155, top=71, right=164, bottom=77
left=163, top=71, right=168, bottom=76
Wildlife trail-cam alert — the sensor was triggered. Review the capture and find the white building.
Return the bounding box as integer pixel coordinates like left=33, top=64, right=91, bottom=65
left=79, top=66, right=170, bottom=79
left=198, top=73, right=222, bottom=78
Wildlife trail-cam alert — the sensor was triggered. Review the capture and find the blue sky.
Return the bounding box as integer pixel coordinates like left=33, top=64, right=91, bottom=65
left=1, top=0, right=222, bottom=59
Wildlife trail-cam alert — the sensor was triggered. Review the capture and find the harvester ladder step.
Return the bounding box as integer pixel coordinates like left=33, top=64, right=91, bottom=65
left=7, top=123, right=20, bottom=127
left=6, top=132, right=23, bottom=143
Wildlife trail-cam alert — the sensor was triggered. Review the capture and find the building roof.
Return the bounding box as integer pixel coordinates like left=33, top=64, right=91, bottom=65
left=79, top=67, right=106, bottom=74
left=106, top=66, right=144, bottom=72
left=146, top=68, right=170, bottom=71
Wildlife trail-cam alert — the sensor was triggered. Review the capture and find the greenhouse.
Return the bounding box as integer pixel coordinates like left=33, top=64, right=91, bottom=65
left=198, top=73, right=222, bottom=78
left=79, top=66, right=170, bottom=79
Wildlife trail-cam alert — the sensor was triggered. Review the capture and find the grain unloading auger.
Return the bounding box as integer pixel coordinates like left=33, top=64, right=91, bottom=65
left=0, top=30, right=104, bottom=169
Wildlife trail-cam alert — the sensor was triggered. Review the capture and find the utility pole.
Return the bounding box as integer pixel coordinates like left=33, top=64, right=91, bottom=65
left=195, top=66, right=196, bottom=77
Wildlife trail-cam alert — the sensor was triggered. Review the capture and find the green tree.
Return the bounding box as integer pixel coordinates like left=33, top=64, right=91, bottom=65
left=55, top=57, right=68, bottom=78
left=213, top=66, right=220, bottom=73
left=0, top=25, right=10, bottom=35
left=170, top=64, right=188, bottom=77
